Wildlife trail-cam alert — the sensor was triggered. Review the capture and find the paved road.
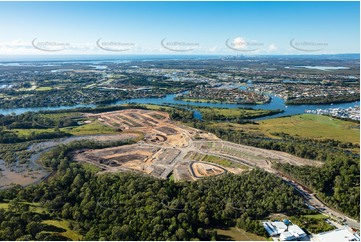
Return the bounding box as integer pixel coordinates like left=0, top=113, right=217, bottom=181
left=308, top=193, right=360, bottom=229
left=193, top=140, right=360, bottom=230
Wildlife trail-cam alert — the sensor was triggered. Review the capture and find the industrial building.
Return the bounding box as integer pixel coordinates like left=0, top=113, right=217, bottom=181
left=280, top=225, right=307, bottom=241
left=280, top=231, right=295, bottom=241
left=317, top=227, right=360, bottom=241
left=263, top=220, right=307, bottom=241
left=262, top=221, right=288, bottom=236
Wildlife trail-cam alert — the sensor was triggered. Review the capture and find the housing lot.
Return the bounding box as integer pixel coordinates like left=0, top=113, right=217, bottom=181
left=193, top=140, right=323, bottom=171
left=189, top=161, right=227, bottom=179
left=74, top=144, right=181, bottom=178
left=77, top=109, right=324, bottom=181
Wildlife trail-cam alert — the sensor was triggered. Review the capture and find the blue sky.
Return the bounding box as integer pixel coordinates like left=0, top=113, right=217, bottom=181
left=0, top=1, right=359, bottom=55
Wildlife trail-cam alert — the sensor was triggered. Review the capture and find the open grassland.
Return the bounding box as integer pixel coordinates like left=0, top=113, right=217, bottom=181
left=42, top=219, right=83, bottom=241
left=197, top=107, right=280, bottom=120
left=212, top=114, right=359, bottom=145
left=142, top=104, right=174, bottom=111
left=63, top=120, right=117, bottom=136
left=12, top=120, right=117, bottom=137
left=215, top=227, right=268, bottom=241
left=258, top=114, right=359, bottom=144
left=303, top=214, right=329, bottom=219
left=37, top=112, right=82, bottom=120
left=12, top=128, right=57, bottom=137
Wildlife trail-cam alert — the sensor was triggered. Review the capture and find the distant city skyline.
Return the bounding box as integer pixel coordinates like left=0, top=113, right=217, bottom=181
left=0, top=1, right=359, bottom=55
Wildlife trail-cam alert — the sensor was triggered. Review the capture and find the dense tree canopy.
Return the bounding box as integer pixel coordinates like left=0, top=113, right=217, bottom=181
left=191, top=121, right=360, bottom=219
left=0, top=140, right=308, bottom=240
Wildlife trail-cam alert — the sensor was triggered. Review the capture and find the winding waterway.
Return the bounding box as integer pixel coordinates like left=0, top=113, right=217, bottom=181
left=0, top=93, right=359, bottom=120
left=114, top=94, right=359, bottom=120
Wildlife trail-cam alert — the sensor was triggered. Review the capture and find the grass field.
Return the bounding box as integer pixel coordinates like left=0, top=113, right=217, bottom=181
left=143, top=104, right=173, bottom=111
left=258, top=114, right=359, bottom=144
left=201, top=107, right=265, bottom=116
left=63, top=120, right=117, bottom=136
left=189, top=106, right=282, bottom=121
left=42, top=219, right=83, bottom=241
left=213, top=114, right=359, bottom=145
left=12, top=128, right=55, bottom=137
left=12, top=120, right=117, bottom=137
left=37, top=112, right=82, bottom=121
left=215, top=227, right=268, bottom=241
left=303, top=214, right=329, bottom=219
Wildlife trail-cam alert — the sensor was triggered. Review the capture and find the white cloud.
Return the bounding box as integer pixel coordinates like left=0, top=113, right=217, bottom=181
left=233, top=37, right=247, bottom=49
left=268, top=44, right=278, bottom=52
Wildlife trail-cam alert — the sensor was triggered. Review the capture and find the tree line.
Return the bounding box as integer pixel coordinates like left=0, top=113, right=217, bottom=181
left=191, top=121, right=360, bottom=219
left=286, top=93, right=360, bottom=105
left=0, top=139, right=309, bottom=240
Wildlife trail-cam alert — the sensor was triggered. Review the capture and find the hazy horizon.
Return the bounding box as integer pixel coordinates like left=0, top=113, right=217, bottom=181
left=0, top=1, right=359, bottom=56
left=0, top=53, right=360, bottom=63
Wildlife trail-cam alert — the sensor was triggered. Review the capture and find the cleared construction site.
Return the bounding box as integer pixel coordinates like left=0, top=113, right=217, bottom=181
left=74, top=109, right=323, bottom=181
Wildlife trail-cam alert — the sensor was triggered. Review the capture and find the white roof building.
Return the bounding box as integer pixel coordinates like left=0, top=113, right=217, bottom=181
left=288, top=225, right=307, bottom=239
left=263, top=221, right=307, bottom=240
left=318, top=227, right=360, bottom=241
left=262, top=221, right=288, bottom=236
left=280, top=231, right=295, bottom=241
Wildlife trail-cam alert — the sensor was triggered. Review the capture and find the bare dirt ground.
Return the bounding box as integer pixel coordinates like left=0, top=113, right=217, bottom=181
left=77, top=110, right=361, bottom=229
left=189, top=161, right=227, bottom=179
left=192, top=141, right=323, bottom=171
left=2, top=108, right=358, bottom=228
left=4, top=109, right=324, bottom=185
left=86, top=109, right=191, bottom=148
left=74, top=143, right=180, bottom=178
left=80, top=109, right=323, bottom=182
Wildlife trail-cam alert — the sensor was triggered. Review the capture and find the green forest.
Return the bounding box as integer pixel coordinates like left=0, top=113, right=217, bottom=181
left=0, top=105, right=358, bottom=241
left=286, top=93, right=360, bottom=105
left=0, top=139, right=308, bottom=240
left=191, top=121, right=360, bottom=219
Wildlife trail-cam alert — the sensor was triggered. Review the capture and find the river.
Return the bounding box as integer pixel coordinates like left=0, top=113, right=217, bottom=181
left=0, top=92, right=359, bottom=120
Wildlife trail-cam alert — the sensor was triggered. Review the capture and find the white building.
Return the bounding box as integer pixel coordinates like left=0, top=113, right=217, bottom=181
left=263, top=221, right=288, bottom=236
left=263, top=221, right=307, bottom=241
left=317, top=227, right=360, bottom=241
left=280, top=231, right=295, bottom=241
left=288, top=225, right=307, bottom=239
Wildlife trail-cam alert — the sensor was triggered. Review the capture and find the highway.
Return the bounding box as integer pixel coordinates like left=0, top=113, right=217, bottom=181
left=190, top=140, right=360, bottom=230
